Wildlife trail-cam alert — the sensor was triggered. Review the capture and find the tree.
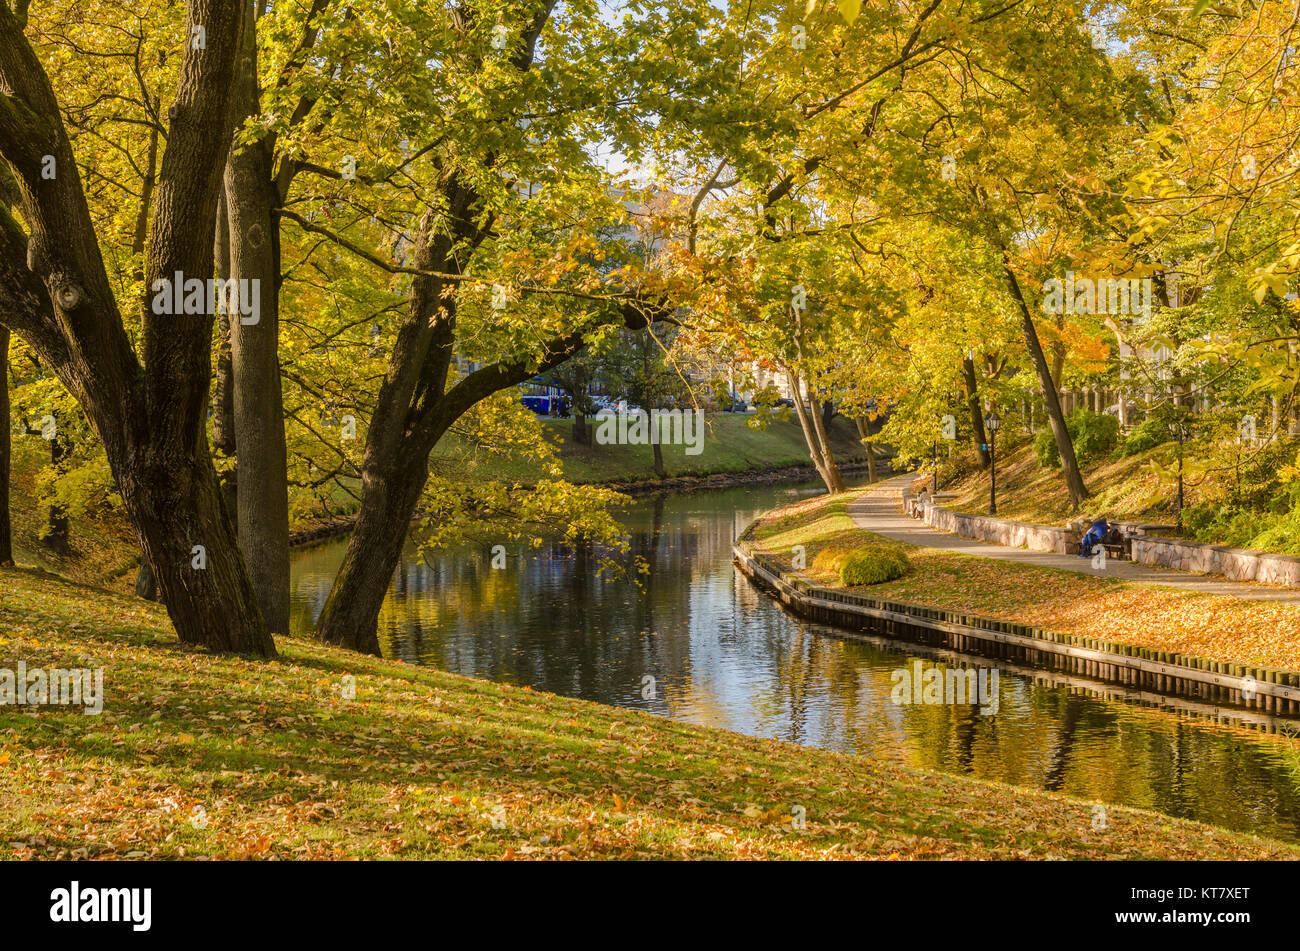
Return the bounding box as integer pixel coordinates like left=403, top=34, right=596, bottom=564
left=221, top=0, right=291, bottom=634
left=0, top=0, right=274, bottom=654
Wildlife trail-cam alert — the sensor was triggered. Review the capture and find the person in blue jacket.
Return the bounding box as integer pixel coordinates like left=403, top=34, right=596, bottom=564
left=1078, top=516, right=1110, bottom=558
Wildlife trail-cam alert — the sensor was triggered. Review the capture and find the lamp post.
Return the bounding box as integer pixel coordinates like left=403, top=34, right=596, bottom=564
left=984, top=410, right=1000, bottom=516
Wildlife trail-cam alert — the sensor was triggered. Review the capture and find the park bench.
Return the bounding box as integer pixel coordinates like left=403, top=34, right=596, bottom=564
left=1063, top=522, right=1131, bottom=560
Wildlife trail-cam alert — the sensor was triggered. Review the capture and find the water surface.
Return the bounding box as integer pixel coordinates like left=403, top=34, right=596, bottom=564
left=290, top=479, right=1300, bottom=843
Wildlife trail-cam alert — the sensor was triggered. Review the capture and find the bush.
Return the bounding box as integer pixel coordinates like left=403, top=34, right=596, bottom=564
left=840, top=544, right=910, bottom=586
left=1033, top=409, right=1119, bottom=468
left=810, top=546, right=851, bottom=577
left=1069, top=409, right=1120, bottom=461
left=1183, top=502, right=1300, bottom=555
left=1118, top=417, right=1171, bottom=458
left=1033, top=428, right=1060, bottom=468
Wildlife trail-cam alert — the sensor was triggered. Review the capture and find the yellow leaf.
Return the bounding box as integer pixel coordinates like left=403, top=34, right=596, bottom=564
left=839, top=0, right=861, bottom=22
left=806, top=0, right=818, bottom=15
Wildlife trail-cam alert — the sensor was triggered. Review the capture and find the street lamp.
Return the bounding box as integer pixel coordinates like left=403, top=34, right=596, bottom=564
left=984, top=410, right=1000, bottom=516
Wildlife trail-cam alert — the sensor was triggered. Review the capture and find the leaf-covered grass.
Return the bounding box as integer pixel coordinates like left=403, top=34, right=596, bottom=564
left=941, top=439, right=1197, bottom=530
left=752, top=488, right=1300, bottom=672
left=1, top=566, right=1292, bottom=859
left=5, top=441, right=140, bottom=592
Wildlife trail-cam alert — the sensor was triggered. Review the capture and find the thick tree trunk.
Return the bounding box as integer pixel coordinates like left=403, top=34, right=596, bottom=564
left=117, top=447, right=271, bottom=653
left=572, top=412, right=590, bottom=446
left=0, top=326, right=10, bottom=566
left=0, top=0, right=274, bottom=654
left=223, top=1, right=290, bottom=634
left=963, top=355, right=990, bottom=468
left=1000, top=259, right=1088, bottom=508
left=651, top=440, right=666, bottom=479
left=314, top=447, right=428, bottom=656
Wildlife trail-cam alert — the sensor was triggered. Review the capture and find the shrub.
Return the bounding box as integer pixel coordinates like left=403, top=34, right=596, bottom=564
left=840, top=544, right=910, bottom=586
left=1033, top=409, right=1119, bottom=468
left=810, top=546, right=851, bottom=577
left=1069, top=409, right=1120, bottom=461
left=1033, top=428, right=1060, bottom=468
left=1118, top=417, right=1170, bottom=458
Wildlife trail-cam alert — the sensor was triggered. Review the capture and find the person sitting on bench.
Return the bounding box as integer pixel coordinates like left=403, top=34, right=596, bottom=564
left=1078, top=516, right=1110, bottom=558
left=912, top=487, right=930, bottom=518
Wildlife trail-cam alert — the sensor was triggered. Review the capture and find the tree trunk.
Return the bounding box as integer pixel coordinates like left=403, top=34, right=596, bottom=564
left=135, top=559, right=157, bottom=601
left=44, top=432, right=70, bottom=553
left=212, top=197, right=238, bottom=529
left=315, top=446, right=428, bottom=656
left=223, top=0, right=290, bottom=634
left=808, top=383, right=845, bottom=491
left=787, top=369, right=844, bottom=493
left=854, top=416, right=878, bottom=482
left=117, top=446, right=272, bottom=653
left=0, top=326, right=10, bottom=566
left=0, top=0, right=275, bottom=654
left=1000, top=258, right=1089, bottom=508
left=963, top=355, right=990, bottom=468
left=651, top=440, right=666, bottom=479
left=572, top=412, right=590, bottom=446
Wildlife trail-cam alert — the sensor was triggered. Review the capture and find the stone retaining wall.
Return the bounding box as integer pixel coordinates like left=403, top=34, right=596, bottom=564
left=923, top=504, right=1072, bottom=554
left=1131, top=534, right=1300, bottom=587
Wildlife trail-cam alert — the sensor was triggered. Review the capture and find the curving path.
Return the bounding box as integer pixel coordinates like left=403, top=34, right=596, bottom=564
left=847, top=474, right=1300, bottom=604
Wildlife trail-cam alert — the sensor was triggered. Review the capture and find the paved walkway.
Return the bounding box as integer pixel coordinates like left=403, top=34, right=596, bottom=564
left=848, top=474, right=1300, bottom=604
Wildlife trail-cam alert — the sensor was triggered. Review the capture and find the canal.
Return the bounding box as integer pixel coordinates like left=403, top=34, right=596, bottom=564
left=290, top=478, right=1300, bottom=844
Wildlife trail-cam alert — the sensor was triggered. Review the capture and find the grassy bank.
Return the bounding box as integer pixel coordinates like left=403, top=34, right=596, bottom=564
left=1, top=566, right=1291, bottom=859
left=3, top=440, right=139, bottom=590
left=473, top=412, right=871, bottom=486
left=750, top=488, right=1300, bottom=673
left=941, top=438, right=1180, bottom=527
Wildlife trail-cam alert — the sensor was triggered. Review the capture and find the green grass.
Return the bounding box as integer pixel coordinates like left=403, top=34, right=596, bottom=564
left=0, top=565, right=1294, bottom=859
left=433, top=412, right=870, bottom=486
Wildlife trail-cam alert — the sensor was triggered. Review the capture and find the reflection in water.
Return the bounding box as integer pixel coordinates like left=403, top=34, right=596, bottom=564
left=290, top=481, right=1300, bottom=843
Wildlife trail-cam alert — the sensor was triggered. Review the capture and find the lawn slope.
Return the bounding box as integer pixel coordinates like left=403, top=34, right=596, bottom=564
left=0, top=567, right=1291, bottom=859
